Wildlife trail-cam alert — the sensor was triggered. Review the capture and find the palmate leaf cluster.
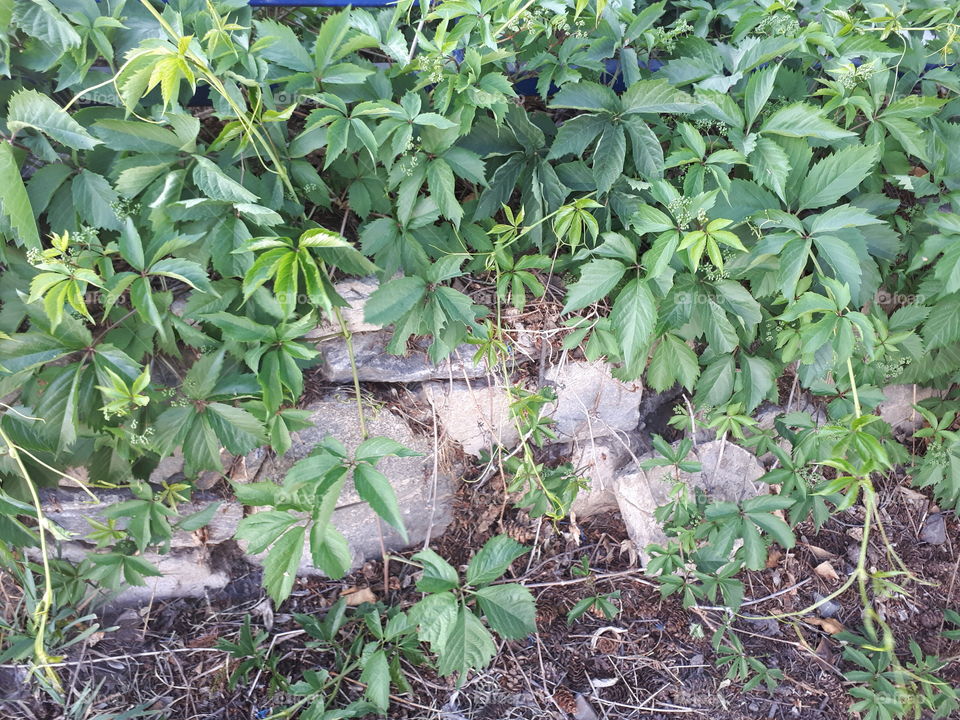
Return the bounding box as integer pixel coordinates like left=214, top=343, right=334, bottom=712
left=1, top=0, right=960, bottom=713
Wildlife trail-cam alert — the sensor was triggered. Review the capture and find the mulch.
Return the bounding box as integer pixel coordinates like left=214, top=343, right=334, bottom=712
left=6, top=446, right=959, bottom=720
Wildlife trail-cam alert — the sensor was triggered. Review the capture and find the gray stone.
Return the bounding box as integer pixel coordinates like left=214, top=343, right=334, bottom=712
left=615, top=440, right=765, bottom=563
left=569, top=437, right=635, bottom=517
left=920, top=512, right=947, bottom=545
left=39, top=396, right=452, bottom=605
left=304, top=278, right=490, bottom=383
left=317, top=332, right=488, bottom=384
left=544, top=361, right=644, bottom=442
left=877, top=385, right=940, bottom=434
left=35, top=488, right=239, bottom=605
left=422, top=380, right=520, bottom=456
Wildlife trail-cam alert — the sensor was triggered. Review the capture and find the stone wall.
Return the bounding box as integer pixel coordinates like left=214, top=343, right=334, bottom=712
left=38, top=278, right=945, bottom=605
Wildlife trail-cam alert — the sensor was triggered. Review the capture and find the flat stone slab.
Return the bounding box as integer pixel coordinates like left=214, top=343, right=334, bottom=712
left=544, top=361, right=644, bottom=442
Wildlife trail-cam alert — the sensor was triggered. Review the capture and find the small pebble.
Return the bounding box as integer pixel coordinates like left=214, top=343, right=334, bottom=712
left=920, top=513, right=947, bottom=545
left=815, top=593, right=842, bottom=618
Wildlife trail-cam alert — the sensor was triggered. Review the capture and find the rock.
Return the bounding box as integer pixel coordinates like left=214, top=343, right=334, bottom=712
left=877, top=385, right=940, bottom=434
left=615, top=440, right=765, bottom=563
left=920, top=512, right=947, bottom=545
left=317, top=332, right=488, bottom=383
left=815, top=593, right=842, bottom=619
left=40, top=395, right=453, bottom=605
left=41, top=488, right=242, bottom=550
left=569, top=437, right=635, bottom=517
left=544, top=361, right=644, bottom=442
left=422, top=381, right=519, bottom=456
left=307, top=277, right=384, bottom=337
left=250, top=396, right=454, bottom=569
left=305, top=278, right=490, bottom=383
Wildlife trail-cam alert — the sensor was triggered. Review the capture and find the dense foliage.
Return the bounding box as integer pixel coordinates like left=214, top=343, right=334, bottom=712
left=2, top=0, right=960, bottom=716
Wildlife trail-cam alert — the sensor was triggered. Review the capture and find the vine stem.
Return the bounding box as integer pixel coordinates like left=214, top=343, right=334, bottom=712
left=846, top=356, right=862, bottom=418
left=0, top=425, right=61, bottom=690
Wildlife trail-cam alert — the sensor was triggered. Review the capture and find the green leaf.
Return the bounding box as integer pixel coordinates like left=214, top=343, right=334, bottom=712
left=235, top=510, right=299, bottom=554
left=474, top=584, right=536, bottom=639
left=253, top=19, right=313, bottom=72
left=409, top=591, right=459, bottom=649
left=923, top=295, right=960, bottom=349
left=548, top=81, right=619, bottom=112
left=427, top=158, right=462, bottom=227
left=746, top=512, right=796, bottom=549
left=205, top=312, right=272, bottom=342
left=72, top=171, right=120, bottom=230
left=411, top=548, right=459, bottom=593
left=262, top=525, right=305, bottom=605
left=563, top=259, right=626, bottom=313
left=745, top=64, right=779, bottom=129
left=466, top=535, right=527, bottom=587
left=364, top=276, right=427, bottom=326
left=355, top=436, right=420, bottom=463
left=192, top=156, right=258, bottom=203
left=6, top=89, right=100, bottom=150
left=206, top=402, right=267, bottom=455
left=751, top=137, right=790, bottom=201
left=178, top=502, right=221, bottom=532
left=360, top=650, right=391, bottom=712
left=0, top=142, right=40, bottom=250
left=353, top=464, right=408, bottom=542
left=741, top=354, right=775, bottom=412
left=593, top=125, right=626, bottom=194
left=622, top=79, right=698, bottom=115
left=612, top=278, right=657, bottom=379
left=436, top=604, right=497, bottom=679
left=798, top=145, right=880, bottom=211
left=760, top=103, right=856, bottom=141
left=647, top=333, right=699, bottom=391
left=309, top=523, right=352, bottom=579
left=624, top=117, right=665, bottom=178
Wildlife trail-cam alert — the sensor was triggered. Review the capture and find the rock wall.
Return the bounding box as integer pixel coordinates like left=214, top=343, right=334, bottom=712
left=38, top=278, right=944, bottom=604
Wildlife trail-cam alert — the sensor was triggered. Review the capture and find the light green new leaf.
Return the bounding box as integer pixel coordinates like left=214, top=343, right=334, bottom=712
left=798, top=145, right=879, bottom=211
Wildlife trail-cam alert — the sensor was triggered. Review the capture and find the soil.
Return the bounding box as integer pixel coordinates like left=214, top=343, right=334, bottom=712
left=5, top=453, right=959, bottom=720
